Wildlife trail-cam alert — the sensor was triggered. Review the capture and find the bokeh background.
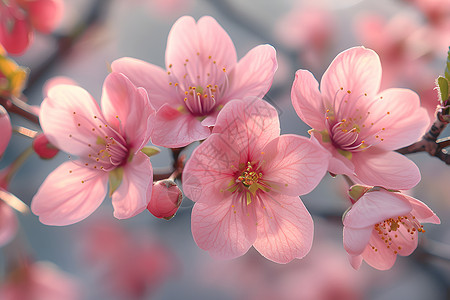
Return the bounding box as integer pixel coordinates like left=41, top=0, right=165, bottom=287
left=1, top=0, right=450, bottom=299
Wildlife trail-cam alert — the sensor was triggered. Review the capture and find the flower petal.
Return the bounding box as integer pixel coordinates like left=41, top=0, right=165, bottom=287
left=348, top=254, right=363, bottom=270
left=213, top=98, right=280, bottom=161
left=0, top=201, right=17, bottom=247
left=291, top=69, right=326, bottom=130
left=151, top=104, right=211, bottom=147
left=165, top=16, right=237, bottom=83
left=0, top=106, right=12, bottom=156
left=183, top=133, right=239, bottom=205
left=111, top=57, right=178, bottom=110
left=27, top=0, right=64, bottom=33
left=253, top=195, right=313, bottom=264
left=0, top=6, right=31, bottom=55
left=261, top=134, right=330, bottom=196
left=101, top=72, right=154, bottom=150
left=365, top=88, right=430, bottom=151
left=31, top=161, right=108, bottom=225
left=321, top=47, right=382, bottom=106
left=112, top=152, right=152, bottom=219
left=351, top=150, right=421, bottom=190
left=40, top=84, right=104, bottom=158
left=402, top=194, right=440, bottom=224
left=361, top=230, right=397, bottom=270
left=225, top=44, right=277, bottom=102
left=343, top=226, right=372, bottom=256
left=343, top=189, right=412, bottom=229
left=191, top=198, right=256, bottom=260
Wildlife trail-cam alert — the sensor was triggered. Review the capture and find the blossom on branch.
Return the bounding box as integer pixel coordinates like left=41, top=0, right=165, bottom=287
left=292, top=46, right=430, bottom=189
left=112, top=15, right=278, bottom=148
left=183, top=98, right=330, bottom=263
left=343, top=185, right=440, bottom=270
left=31, top=72, right=155, bottom=225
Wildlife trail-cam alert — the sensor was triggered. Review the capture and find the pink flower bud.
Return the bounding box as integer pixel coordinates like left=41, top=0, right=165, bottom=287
left=148, top=180, right=182, bottom=220
left=32, top=134, right=59, bottom=159
left=0, top=106, right=11, bottom=157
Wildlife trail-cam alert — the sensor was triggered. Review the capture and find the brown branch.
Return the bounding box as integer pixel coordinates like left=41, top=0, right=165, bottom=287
left=0, top=96, right=39, bottom=125
left=397, top=110, right=450, bottom=164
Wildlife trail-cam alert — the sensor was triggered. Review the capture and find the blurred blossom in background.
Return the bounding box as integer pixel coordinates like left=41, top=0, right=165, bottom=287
left=0, top=0, right=449, bottom=299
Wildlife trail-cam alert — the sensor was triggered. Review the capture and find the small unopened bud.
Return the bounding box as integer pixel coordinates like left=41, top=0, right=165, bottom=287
left=32, top=134, right=59, bottom=159
left=148, top=180, right=182, bottom=220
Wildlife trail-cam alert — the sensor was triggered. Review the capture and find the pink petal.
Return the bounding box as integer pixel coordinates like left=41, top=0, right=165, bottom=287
left=42, top=77, right=77, bottom=97
left=40, top=84, right=103, bottom=158
left=361, top=230, right=397, bottom=270
left=0, top=5, right=32, bottom=55
left=320, top=47, right=382, bottom=105
left=224, top=44, right=277, bottom=102
left=343, top=226, right=372, bottom=256
left=351, top=149, right=421, bottom=190
left=182, top=133, right=239, bottom=205
left=0, top=201, right=17, bottom=247
left=310, top=132, right=355, bottom=175
left=151, top=104, right=211, bottom=147
left=261, top=135, right=330, bottom=196
left=390, top=224, right=419, bottom=256
left=111, top=57, right=178, bottom=110
left=213, top=98, right=280, bottom=161
left=343, top=189, right=412, bottom=228
left=402, top=194, right=440, bottom=224
left=253, top=194, right=313, bottom=264
left=26, top=0, right=64, bottom=33
left=165, top=16, right=237, bottom=83
left=191, top=199, right=257, bottom=260
left=348, top=254, right=363, bottom=270
left=101, top=72, right=154, bottom=150
left=31, top=161, right=108, bottom=225
left=364, top=88, right=430, bottom=151
left=112, top=152, right=152, bottom=219
left=0, top=106, right=12, bottom=156
left=291, top=69, right=326, bottom=130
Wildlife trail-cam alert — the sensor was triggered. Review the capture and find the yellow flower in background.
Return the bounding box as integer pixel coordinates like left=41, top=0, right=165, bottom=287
left=0, top=46, right=28, bottom=98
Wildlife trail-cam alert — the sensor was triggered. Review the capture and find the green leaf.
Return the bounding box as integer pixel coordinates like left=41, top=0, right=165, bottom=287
left=437, top=76, right=449, bottom=103
left=109, top=167, right=124, bottom=197
left=445, top=47, right=450, bottom=81
left=348, top=185, right=370, bottom=202
left=141, top=146, right=161, bottom=157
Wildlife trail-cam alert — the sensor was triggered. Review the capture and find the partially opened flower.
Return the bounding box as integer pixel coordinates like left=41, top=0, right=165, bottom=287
left=112, top=15, right=277, bottom=148
left=343, top=186, right=440, bottom=270
left=183, top=98, right=330, bottom=263
left=0, top=0, right=64, bottom=55
left=292, top=46, right=430, bottom=189
left=31, top=72, right=155, bottom=225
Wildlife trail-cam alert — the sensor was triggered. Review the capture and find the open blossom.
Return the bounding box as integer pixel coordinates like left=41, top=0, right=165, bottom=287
left=343, top=186, right=440, bottom=270
left=183, top=98, right=330, bottom=263
left=112, top=15, right=277, bottom=148
left=0, top=0, right=64, bottom=55
left=292, top=46, right=430, bottom=189
left=31, top=72, right=155, bottom=225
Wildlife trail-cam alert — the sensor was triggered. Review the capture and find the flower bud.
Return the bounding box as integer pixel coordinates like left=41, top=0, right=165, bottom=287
left=32, top=134, right=59, bottom=159
left=148, top=180, right=182, bottom=220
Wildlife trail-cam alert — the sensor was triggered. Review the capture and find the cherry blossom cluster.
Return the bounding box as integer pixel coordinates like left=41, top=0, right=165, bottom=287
left=0, top=13, right=445, bottom=274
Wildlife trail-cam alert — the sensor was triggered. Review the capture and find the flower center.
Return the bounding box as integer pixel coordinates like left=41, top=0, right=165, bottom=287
left=370, top=214, right=424, bottom=255
left=167, top=54, right=229, bottom=116
left=325, top=88, right=390, bottom=156
left=224, top=162, right=271, bottom=205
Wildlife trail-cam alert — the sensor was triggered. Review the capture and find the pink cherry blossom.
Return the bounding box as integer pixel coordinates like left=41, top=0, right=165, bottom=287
left=292, top=46, right=430, bottom=190
left=112, top=16, right=278, bottom=148
left=80, top=217, right=178, bottom=299
left=31, top=72, right=155, bottom=225
left=0, top=0, right=63, bottom=55
left=0, top=261, right=81, bottom=300
left=147, top=179, right=182, bottom=219
left=343, top=187, right=440, bottom=270
left=182, top=98, right=330, bottom=263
